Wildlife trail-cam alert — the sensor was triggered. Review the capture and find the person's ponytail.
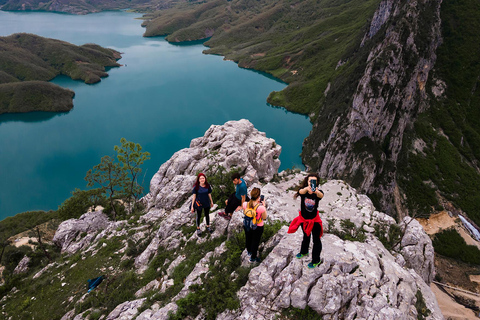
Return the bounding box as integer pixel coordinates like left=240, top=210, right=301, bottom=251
left=248, top=187, right=261, bottom=208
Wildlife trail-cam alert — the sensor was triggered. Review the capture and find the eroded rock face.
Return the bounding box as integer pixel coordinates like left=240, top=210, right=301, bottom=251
left=53, top=122, right=440, bottom=320
left=304, top=0, right=443, bottom=216
left=52, top=211, right=110, bottom=254
left=143, top=119, right=281, bottom=211
left=131, top=177, right=440, bottom=320
left=13, top=255, right=30, bottom=275
left=220, top=231, right=442, bottom=320
left=106, top=298, right=146, bottom=320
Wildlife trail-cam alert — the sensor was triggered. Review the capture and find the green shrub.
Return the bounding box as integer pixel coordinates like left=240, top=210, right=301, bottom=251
left=415, top=290, right=431, bottom=320
left=328, top=218, right=367, bottom=242
left=432, top=228, right=480, bottom=265
left=374, top=223, right=402, bottom=251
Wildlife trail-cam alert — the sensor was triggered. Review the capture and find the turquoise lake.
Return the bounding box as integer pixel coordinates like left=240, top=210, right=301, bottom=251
left=0, top=11, right=311, bottom=220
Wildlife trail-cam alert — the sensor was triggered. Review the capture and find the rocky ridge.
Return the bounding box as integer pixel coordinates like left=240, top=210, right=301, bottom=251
left=305, top=0, right=443, bottom=216
left=45, top=120, right=444, bottom=320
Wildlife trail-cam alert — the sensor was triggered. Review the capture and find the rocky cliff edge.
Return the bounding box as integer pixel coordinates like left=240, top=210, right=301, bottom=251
left=49, top=120, right=443, bottom=320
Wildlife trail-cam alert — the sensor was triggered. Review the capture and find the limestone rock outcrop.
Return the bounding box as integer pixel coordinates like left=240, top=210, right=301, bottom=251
left=50, top=121, right=442, bottom=320
left=13, top=255, right=30, bottom=275
left=53, top=211, right=110, bottom=254
left=143, top=119, right=281, bottom=211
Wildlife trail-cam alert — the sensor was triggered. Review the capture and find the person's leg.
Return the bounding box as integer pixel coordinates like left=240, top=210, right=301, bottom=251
left=311, top=222, right=323, bottom=264
left=225, top=192, right=239, bottom=214
left=299, top=223, right=310, bottom=256
left=250, top=226, right=264, bottom=259
left=204, top=208, right=210, bottom=226
left=196, top=208, right=202, bottom=228
left=244, top=225, right=252, bottom=254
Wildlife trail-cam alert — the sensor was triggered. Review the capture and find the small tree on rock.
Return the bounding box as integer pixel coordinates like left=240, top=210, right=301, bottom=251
left=114, top=138, right=150, bottom=207
left=85, top=139, right=150, bottom=220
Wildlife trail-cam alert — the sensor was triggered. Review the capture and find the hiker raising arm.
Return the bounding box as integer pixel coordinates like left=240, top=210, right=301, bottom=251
left=288, top=173, right=324, bottom=269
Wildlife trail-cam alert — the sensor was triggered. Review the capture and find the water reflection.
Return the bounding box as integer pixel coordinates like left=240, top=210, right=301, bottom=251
left=0, top=111, right=70, bottom=125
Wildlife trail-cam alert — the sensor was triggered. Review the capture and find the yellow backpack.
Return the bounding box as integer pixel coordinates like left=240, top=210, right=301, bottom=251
left=244, top=203, right=261, bottom=225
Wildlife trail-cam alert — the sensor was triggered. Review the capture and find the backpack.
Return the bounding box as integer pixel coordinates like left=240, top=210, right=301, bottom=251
left=244, top=203, right=261, bottom=226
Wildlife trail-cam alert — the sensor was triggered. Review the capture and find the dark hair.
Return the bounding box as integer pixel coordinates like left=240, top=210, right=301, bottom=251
left=231, top=172, right=241, bottom=181
left=247, top=188, right=261, bottom=209
left=193, top=173, right=210, bottom=191
left=294, top=173, right=320, bottom=199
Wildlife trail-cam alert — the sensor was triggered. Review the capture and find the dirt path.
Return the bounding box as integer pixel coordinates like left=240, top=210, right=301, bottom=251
left=431, top=283, right=478, bottom=319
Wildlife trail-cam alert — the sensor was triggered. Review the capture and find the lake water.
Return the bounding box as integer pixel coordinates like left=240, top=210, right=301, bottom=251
left=0, top=10, right=311, bottom=220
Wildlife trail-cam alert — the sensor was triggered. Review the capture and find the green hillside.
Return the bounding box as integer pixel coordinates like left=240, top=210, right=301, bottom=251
left=143, top=0, right=382, bottom=116
left=0, top=33, right=121, bottom=114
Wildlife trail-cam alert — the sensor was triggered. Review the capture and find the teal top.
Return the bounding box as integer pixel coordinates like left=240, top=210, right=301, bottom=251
left=235, top=178, right=248, bottom=200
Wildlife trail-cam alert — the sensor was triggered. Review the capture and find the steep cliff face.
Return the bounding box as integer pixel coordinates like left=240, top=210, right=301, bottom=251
left=303, top=0, right=443, bottom=217
left=1, top=121, right=443, bottom=320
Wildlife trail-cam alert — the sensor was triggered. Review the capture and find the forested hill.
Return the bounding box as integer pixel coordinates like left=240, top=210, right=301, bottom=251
left=0, top=33, right=121, bottom=114
left=139, top=0, right=480, bottom=228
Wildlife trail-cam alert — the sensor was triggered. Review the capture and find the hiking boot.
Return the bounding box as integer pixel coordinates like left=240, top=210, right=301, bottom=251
left=296, top=253, right=308, bottom=259
left=197, top=229, right=202, bottom=236
left=249, top=257, right=261, bottom=263
left=307, top=260, right=322, bottom=269
left=206, top=226, right=213, bottom=234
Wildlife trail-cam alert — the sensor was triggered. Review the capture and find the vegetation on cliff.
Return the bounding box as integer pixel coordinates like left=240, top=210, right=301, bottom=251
left=0, top=33, right=121, bottom=114
left=397, top=0, right=480, bottom=225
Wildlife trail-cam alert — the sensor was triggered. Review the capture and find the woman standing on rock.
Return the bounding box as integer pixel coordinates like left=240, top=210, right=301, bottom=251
left=288, top=173, right=324, bottom=268
left=191, top=173, right=214, bottom=235
left=243, top=187, right=267, bottom=263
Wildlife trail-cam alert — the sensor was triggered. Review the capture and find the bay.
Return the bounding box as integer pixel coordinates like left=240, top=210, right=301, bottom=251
left=0, top=10, right=311, bottom=220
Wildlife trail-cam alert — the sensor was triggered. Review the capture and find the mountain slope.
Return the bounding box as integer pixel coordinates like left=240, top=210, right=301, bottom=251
left=0, top=121, right=443, bottom=320
left=141, top=0, right=480, bottom=227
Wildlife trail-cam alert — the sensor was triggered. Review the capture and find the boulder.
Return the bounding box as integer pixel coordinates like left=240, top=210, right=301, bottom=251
left=106, top=298, right=146, bottom=320
left=53, top=211, right=110, bottom=254
left=13, top=255, right=30, bottom=275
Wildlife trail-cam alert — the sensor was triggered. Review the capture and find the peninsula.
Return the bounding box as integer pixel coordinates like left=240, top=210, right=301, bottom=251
left=0, top=33, right=121, bottom=114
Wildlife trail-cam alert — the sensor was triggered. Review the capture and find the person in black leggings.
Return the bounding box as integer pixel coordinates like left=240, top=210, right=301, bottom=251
left=191, top=173, right=214, bottom=235
left=289, top=173, right=324, bottom=268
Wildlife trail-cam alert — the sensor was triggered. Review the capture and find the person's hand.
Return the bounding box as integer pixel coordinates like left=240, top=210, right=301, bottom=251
left=191, top=207, right=194, bottom=213
left=210, top=201, right=214, bottom=207
left=306, top=186, right=313, bottom=194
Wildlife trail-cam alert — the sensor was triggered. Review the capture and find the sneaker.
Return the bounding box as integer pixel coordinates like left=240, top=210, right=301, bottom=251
left=197, top=229, right=202, bottom=235
left=249, top=257, right=261, bottom=263
left=307, top=261, right=322, bottom=269
left=218, top=211, right=226, bottom=217
left=296, top=253, right=308, bottom=259
left=206, top=226, right=213, bottom=234
left=247, top=251, right=252, bottom=256
left=224, top=214, right=232, bottom=220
